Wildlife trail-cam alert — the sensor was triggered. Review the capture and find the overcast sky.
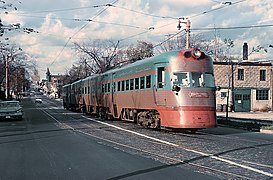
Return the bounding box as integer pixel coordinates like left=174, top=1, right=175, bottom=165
left=1, top=0, right=273, bottom=79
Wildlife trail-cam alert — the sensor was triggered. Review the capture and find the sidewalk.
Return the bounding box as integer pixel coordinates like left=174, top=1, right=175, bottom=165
left=216, top=111, right=273, bottom=121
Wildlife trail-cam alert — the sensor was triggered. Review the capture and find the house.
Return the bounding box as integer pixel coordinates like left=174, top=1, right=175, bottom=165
left=45, top=68, right=65, bottom=98
left=214, top=61, right=272, bottom=112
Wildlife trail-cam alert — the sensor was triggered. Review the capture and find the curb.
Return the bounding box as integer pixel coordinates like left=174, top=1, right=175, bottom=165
left=260, top=129, right=273, bottom=134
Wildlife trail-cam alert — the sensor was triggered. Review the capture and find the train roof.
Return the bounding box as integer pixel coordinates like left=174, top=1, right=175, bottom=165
left=64, top=49, right=195, bottom=85
left=105, top=50, right=178, bottom=73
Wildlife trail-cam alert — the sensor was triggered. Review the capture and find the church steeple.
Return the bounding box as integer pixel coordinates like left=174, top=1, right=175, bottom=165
left=46, top=67, right=51, bottom=82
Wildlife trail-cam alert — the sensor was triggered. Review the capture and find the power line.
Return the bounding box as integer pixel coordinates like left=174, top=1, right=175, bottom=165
left=190, top=0, right=247, bottom=19
left=110, top=5, right=178, bottom=20
left=14, top=14, right=150, bottom=30
left=153, top=31, right=186, bottom=48
left=14, top=3, right=112, bottom=14
left=49, top=0, right=120, bottom=67
left=192, top=24, right=273, bottom=31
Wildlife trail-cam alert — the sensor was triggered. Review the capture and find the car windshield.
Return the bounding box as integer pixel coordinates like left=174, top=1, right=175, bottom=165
left=173, top=72, right=215, bottom=88
left=0, top=102, right=20, bottom=109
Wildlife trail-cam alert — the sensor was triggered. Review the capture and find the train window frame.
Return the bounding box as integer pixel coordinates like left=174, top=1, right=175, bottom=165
left=140, top=77, right=145, bottom=89
left=108, top=83, right=110, bottom=92
left=157, top=67, right=165, bottom=88
left=118, top=81, right=121, bottom=91
left=122, top=81, right=125, bottom=91
left=135, top=78, right=139, bottom=89
left=146, top=75, right=151, bottom=88
left=130, top=79, right=134, bottom=90
left=126, top=80, right=129, bottom=91
left=112, top=82, right=116, bottom=92
left=105, top=83, right=107, bottom=93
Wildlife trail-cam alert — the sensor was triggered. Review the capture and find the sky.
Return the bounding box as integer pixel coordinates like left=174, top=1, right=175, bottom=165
left=1, top=0, right=273, bottom=79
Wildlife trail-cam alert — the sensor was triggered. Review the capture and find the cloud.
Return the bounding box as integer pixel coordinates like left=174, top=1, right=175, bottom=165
left=2, top=0, right=273, bottom=79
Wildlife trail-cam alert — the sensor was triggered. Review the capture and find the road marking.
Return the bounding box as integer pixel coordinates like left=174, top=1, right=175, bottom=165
left=41, top=107, right=273, bottom=178
left=83, top=116, right=273, bottom=178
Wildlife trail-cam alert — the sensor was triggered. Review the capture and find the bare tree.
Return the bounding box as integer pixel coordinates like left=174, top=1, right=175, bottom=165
left=0, top=44, right=33, bottom=99
left=64, top=64, right=86, bottom=83
left=126, top=41, right=153, bottom=63
left=74, top=39, right=119, bottom=74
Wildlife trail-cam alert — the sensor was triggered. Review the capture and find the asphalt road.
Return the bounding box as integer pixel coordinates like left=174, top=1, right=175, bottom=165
left=0, top=96, right=216, bottom=180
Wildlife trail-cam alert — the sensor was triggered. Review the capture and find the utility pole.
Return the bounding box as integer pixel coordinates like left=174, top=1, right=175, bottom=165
left=177, top=18, right=191, bottom=49
left=5, top=54, right=8, bottom=100
left=5, top=47, right=12, bottom=100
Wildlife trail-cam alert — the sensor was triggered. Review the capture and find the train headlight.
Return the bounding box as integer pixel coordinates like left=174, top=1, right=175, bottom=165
left=191, top=49, right=202, bottom=59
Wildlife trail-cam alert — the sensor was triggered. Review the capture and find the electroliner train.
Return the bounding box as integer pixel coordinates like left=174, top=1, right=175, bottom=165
left=62, top=48, right=216, bottom=131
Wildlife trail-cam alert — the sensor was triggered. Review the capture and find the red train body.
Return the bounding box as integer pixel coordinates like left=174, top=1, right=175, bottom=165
left=63, top=48, right=216, bottom=131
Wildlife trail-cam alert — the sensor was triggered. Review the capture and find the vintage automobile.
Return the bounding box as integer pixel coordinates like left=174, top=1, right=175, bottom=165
left=0, top=101, right=23, bottom=120
left=35, top=98, right=42, bottom=103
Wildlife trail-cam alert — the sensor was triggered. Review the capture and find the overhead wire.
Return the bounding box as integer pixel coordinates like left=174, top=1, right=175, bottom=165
left=12, top=3, right=112, bottom=14
left=10, top=0, right=253, bottom=70
left=49, top=0, right=120, bottom=67
left=192, top=24, right=273, bottom=31
left=110, top=0, right=248, bottom=46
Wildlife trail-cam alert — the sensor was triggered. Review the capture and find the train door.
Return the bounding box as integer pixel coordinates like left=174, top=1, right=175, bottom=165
left=154, top=63, right=167, bottom=106
left=111, top=73, right=118, bottom=117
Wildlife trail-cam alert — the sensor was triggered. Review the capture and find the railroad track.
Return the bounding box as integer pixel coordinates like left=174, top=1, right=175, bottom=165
left=37, top=99, right=273, bottom=179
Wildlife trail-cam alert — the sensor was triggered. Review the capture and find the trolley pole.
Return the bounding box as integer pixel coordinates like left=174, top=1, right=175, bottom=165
left=177, top=18, right=191, bottom=49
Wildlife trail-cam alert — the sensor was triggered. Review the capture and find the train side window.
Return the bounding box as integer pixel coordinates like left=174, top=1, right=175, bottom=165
left=104, top=84, right=107, bottom=92
left=113, top=82, right=116, bottom=92
left=122, top=81, right=125, bottom=91
left=126, top=80, right=129, bottom=91
left=118, top=81, right=121, bottom=91
left=102, top=84, right=104, bottom=93
left=146, top=75, right=151, bottom=88
left=130, top=79, right=134, bottom=90
left=135, top=78, right=139, bottom=89
left=108, top=83, right=110, bottom=92
left=157, top=67, right=165, bottom=88
left=140, top=77, right=145, bottom=89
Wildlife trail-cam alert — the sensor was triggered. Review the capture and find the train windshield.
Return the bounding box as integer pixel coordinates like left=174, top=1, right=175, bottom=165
left=173, top=72, right=215, bottom=88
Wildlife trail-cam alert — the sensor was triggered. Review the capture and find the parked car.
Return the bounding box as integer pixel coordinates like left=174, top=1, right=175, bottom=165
left=0, top=101, right=23, bottom=120
left=35, top=98, right=42, bottom=103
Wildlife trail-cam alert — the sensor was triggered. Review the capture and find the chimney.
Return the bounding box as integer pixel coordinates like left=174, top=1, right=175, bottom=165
left=243, top=42, right=248, bottom=60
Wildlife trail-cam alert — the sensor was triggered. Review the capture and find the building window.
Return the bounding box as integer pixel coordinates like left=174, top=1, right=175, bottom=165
left=256, top=89, right=269, bottom=100
left=238, top=69, right=244, bottom=80
left=260, top=70, right=266, bottom=81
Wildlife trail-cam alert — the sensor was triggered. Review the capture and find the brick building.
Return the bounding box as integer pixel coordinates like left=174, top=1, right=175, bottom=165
left=214, top=61, right=273, bottom=112
left=45, top=68, right=65, bottom=98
